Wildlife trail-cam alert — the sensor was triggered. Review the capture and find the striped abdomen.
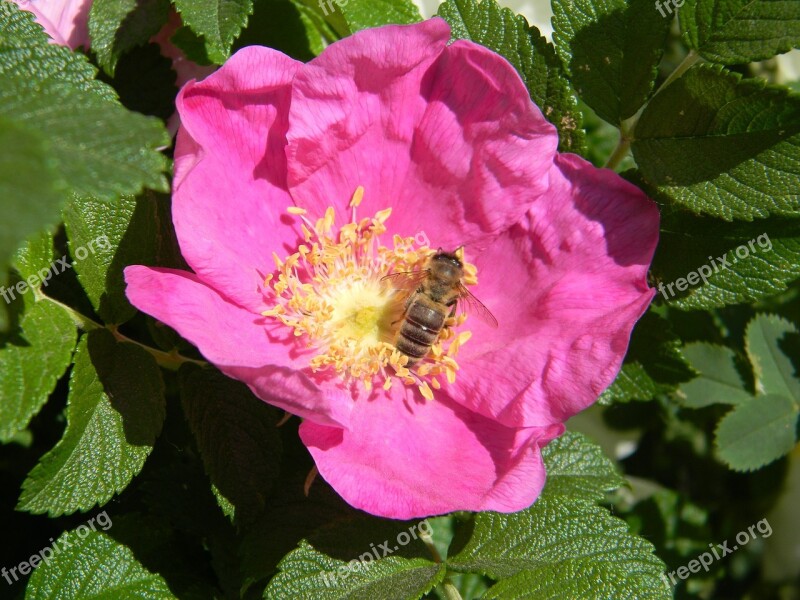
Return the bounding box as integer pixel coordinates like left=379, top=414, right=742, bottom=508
left=396, top=296, right=448, bottom=364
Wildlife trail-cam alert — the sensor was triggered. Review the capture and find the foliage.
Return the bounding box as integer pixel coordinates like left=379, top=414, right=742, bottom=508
left=2, top=0, right=799, bottom=598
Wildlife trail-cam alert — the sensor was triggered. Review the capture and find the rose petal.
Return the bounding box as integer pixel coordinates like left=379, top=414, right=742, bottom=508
left=300, top=384, right=562, bottom=519
left=286, top=19, right=557, bottom=250
left=124, top=265, right=353, bottom=428
left=13, top=0, right=92, bottom=49
left=173, top=46, right=303, bottom=313
left=450, top=153, right=659, bottom=428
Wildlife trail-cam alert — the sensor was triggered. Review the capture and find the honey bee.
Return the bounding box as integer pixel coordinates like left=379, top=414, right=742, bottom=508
left=382, top=250, right=498, bottom=365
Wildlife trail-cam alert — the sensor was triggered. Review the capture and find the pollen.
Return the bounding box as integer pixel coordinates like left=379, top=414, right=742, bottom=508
left=259, top=189, right=478, bottom=399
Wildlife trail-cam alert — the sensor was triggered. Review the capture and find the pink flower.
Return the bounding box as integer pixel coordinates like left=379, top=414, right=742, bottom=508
left=12, top=0, right=92, bottom=48
left=124, top=19, right=659, bottom=519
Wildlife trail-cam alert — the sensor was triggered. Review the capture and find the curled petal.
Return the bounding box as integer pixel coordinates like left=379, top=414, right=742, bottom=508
left=300, top=384, right=563, bottom=519
left=451, top=153, right=659, bottom=428
left=174, top=46, right=303, bottom=313
left=124, top=266, right=353, bottom=428
left=286, top=19, right=557, bottom=249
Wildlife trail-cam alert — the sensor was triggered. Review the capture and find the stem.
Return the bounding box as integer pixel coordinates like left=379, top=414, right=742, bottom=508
left=604, top=50, right=701, bottom=170
left=604, top=135, right=632, bottom=170
left=654, top=50, right=700, bottom=98
left=419, top=522, right=463, bottom=600
left=107, top=324, right=207, bottom=370
left=39, top=293, right=206, bottom=371
left=441, top=582, right=464, bottom=600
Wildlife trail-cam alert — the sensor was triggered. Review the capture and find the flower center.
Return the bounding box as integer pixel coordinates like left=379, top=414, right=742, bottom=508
left=261, top=187, right=476, bottom=399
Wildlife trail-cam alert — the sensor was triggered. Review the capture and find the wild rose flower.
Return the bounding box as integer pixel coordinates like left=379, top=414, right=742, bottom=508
left=124, top=19, right=659, bottom=519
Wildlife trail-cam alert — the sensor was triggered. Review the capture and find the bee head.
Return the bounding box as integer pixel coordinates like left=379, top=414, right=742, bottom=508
left=429, top=251, right=463, bottom=282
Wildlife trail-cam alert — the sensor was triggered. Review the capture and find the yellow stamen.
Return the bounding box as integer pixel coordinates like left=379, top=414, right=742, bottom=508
left=260, top=194, right=480, bottom=400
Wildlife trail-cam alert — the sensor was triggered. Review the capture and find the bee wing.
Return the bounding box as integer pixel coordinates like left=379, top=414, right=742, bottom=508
left=380, top=270, right=430, bottom=293
left=457, top=284, right=499, bottom=328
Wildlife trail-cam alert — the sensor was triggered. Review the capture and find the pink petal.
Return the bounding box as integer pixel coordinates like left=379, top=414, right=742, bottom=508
left=173, top=46, right=302, bottom=313
left=286, top=19, right=558, bottom=250
left=450, top=153, right=659, bottom=428
left=300, top=385, right=563, bottom=519
left=124, top=266, right=354, bottom=428
left=13, top=0, right=92, bottom=49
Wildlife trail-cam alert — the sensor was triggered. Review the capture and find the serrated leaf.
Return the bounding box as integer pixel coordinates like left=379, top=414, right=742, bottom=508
left=715, top=393, right=799, bottom=471
left=173, top=0, right=254, bottom=64
left=25, top=529, right=174, bottom=599
left=63, top=193, right=163, bottom=325
left=265, top=540, right=445, bottom=600
left=600, top=312, right=694, bottom=403
left=551, top=0, right=670, bottom=124
left=0, top=2, right=169, bottom=201
left=680, top=0, right=800, bottom=64
left=745, top=313, right=800, bottom=399
left=12, top=230, right=57, bottom=283
left=482, top=555, right=669, bottom=599
left=0, top=300, right=76, bottom=443
left=447, top=433, right=668, bottom=598
left=633, top=64, right=800, bottom=221
left=179, top=365, right=282, bottom=525
left=537, top=431, right=626, bottom=500
left=652, top=213, right=800, bottom=309
left=0, top=117, right=65, bottom=268
left=677, top=343, right=752, bottom=407
left=88, top=0, right=171, bottom=75
left=18, top=329, right=165, bottom=516
left=336, top=0, right=421, bottom=33
left=438, top=0, right=585, bottom=153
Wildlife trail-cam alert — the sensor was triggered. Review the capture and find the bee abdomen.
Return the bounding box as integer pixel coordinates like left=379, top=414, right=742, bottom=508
left=396, top=302, right=446, bottom=364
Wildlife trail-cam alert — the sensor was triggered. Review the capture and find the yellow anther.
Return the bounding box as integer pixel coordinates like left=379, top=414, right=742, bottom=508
left=350, top=186, right=365, bottom=208
left=260, top=200, right=478, bottom=399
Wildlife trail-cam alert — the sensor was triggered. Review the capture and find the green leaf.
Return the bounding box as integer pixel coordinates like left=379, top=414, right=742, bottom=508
left=173, top=0, right=254, bottom=64
left=537, top=431, right=626, bottom=500
left=448, top=433, right=668, bottom=598
left=600, top=312, right=694, bottom=403
left=25, top=529, right=174, bottom=599
left=179, top=365, right=283, bottom=525
left=0, top=118, right=64, bottom=267
left=438, top=0, right=585, bottom=153
left=745, top=313, right=800, bottom=399
left=0, top=300, right=76, bottom=443
left=652, top=213, right=800, bottom=309
left=63, top=193, right=164, bottom=325
left=633, top=64, right=800, bottom=221
left=551, top=0, right=670, bottom=124
left=0, top=2, right=169, bottom=201
left=677, top=343, right=753, bottom=407
left=265, top=540, right=445, bottom=599
left=336, top=0, right=422, bottom=32
left=88, top=0, right=172, bottom=75
left=680, top=0, right=800, bottom=64
left=18, top=329, right=165, bottom=516
left=715, top=393, right=799, bottom=471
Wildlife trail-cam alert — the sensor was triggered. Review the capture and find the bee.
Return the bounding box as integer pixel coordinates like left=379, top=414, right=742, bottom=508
left=382, top=250, right=498, bottom=365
